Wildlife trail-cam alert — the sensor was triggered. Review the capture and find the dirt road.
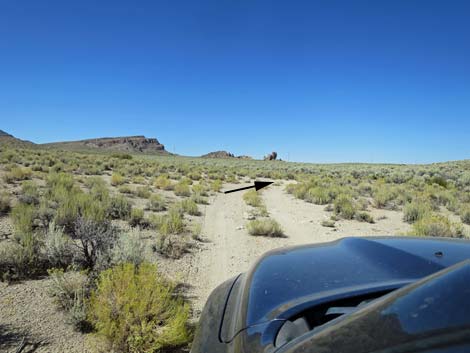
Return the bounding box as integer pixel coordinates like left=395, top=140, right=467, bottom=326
left=188, top=182, right=410, bottom=314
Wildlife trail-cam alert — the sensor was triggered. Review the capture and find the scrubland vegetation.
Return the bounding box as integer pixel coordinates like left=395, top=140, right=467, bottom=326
left=0, top=145, right=469, bottom=351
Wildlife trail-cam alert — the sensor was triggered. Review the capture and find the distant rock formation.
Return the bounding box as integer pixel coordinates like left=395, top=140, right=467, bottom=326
left=42, top=135, right=168, bottom=154
left=201, top=151, right=253, bottom=159
left=264, top=151, right=278, bottom=161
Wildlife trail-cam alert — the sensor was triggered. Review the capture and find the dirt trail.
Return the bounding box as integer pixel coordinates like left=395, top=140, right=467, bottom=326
left=189, top=182, right=410, bottom=314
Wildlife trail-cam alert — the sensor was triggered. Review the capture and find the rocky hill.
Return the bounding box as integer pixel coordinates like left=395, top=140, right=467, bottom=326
left=0, top=129, right=34, bottom=147
left=42, top=136, right=168, bottom=154
left=201, top=150, right=252, bottom=159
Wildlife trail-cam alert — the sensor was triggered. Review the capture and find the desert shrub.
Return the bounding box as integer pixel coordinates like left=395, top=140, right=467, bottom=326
left=146, top=194, right=166, bottom=212
left=129, top=208, right=145, bottom=227
left=0, top=233, right=45, bottom=281
left=44, top=222, right=74, bottom=268
left=410, top=214, right=464, bottom=238
left=179, top=199, right=200, bottom=216
left=48, top=268, right=89, bottom=330
left=191, top=193, right=209, bottom=205
left=460, top=205, right=470, bottom=225
left=305, top=187, right=330, bottom=205
left=3, top=167, right=32, bottom=183
left=88, top=263, right=191, bottom=353
left=243, top=190, right=263, bottom=207
left=355, top=212, right=374, bottom=223
left=110, top=173, right=125, bottom=186
left=247, top=219, right=284, bottom=237
left=211, top=180, right=223, bottom=193
left=19, top=181, right=40, bottom=205
left=111, top=230, right=146, bottom=267
left=155, top=234, right=190, bottom=259
left=134, top=186, right=151, bottom=199
left=403, top=201, right=431, bottom=223
left=192, top=183, right=208, bottom=196
left=150, top=205, right=185, bottom=235
left=72, top=217, right=119, bottom=270
left=333, top=194, right=356, bottom=219
left=372, top=185, right=397, bottom=209
left=154, top=175, right=173, bottom=190
left=427, top=175, right=448, bottom=188
left=174, top=181, right=191, bottom=197
left=118, top=185, right=133, bottom=194
left=0, top=192, right=11, bottom=215
left=11, top=202, right=36, bottom=238
left=107, top=195, right=132, bottom=220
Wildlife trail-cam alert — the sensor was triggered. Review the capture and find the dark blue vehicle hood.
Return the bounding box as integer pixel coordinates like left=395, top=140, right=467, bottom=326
left=220, top=237, right=470, bottom=343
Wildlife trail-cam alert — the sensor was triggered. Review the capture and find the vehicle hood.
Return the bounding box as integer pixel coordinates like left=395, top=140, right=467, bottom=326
left=221, top=237, right=470, bottom=343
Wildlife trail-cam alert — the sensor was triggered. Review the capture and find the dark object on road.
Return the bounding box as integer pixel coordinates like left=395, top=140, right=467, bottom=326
left=191, top=237, right=470, bottom=353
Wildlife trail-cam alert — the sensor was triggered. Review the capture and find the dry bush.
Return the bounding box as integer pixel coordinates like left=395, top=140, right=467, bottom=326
left=247, top=219, right=284, bottom=237
left=88, top=263, right=191, bottom=353
left=243, top=190, right=263, bottom=207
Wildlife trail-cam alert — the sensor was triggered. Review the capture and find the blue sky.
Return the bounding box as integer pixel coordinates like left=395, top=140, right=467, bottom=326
left=1, top=0, right=469, bottom=163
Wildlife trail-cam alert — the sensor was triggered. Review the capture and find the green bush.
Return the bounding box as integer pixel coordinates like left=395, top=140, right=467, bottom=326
left=11, top=202, right=36, bottom=238
left=333, top=194, right=356, bottom=219
left=355, top=211, right=374, bottom=223
left=107, top=195, right=132, bottom=220
left=134, top=186, right=151, bottom=199
left=146, top=194, right=166, bottom=212
left=247, top=219, right=284, bottom=237
left=88, top=263, right=191, bottom=353
left=111, top=230, right=146, bottom=267
left=174, top=181, right=191, bottom=197
left=403, top=201, right=431, bottom=223
left=154, top=175, right=173, bottom=190
left=3, top=167, right=32, bottom=183
left=19, top=181, right=40, bottom=205
left=373, top=185, right=397, bottom=209
left=410, top=214, right=464, bottom=238
left=48, top=268, right=89, bottom=331
left=0, top=232, right=45, bottom=281
left=243, top=190, right=263, bottom=207
left=110, top=173, right=125, bottom=186
left=305, top=187, right=330, bottom=205
left=460, top=205, right=470, bottom=225
left=44, top=222, right=74, bottom=268
left=155, top=208, right=185, bottom=236
left=211, top=180, right=223, bottom=193
left=179, top=199, right=200, bottom=216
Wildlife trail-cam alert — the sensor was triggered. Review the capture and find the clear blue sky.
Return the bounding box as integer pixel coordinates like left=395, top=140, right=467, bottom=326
left=1, top=0, right=469, bottom=163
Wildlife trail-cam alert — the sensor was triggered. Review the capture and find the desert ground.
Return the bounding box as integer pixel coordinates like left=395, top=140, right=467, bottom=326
left=1, top=144, right=469, bottom=352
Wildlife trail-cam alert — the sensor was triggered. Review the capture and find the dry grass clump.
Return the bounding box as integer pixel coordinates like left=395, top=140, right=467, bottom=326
left=243, top=190, right=263, bottom=207
left=146, top=194, right=166, bottom=212
left=247, top=219, right=284, bottom=237
left=460, top=204, right=470, bottom=225
left=3, top=166, right=32, bottom=183
left=154, top=175, right=174, bottom=190
left=110, top=173, right=125, bottom=186
left=174, top=180, right=191, bottom=197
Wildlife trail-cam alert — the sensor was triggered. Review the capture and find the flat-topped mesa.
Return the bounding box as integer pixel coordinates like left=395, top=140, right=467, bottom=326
left=79, top=136, right=165, bottom=152
left=42, top=135, right=167, bottom=154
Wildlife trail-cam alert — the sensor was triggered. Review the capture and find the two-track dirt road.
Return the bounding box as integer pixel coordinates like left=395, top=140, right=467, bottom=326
left=188, top=182, right=410, bottom=314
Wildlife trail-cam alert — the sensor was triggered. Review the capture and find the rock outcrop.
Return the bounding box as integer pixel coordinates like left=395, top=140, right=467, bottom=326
left=42, top=136, right=167, bottom=154
left=201, top=151, right=252, bottom=159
